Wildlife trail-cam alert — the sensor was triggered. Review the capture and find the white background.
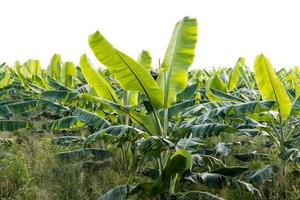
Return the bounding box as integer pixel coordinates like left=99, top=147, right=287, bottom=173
left=0, top=0, right=300, bottom=69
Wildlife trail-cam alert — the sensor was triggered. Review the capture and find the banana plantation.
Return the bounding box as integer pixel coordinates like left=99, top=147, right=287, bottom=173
left=0, top=17, right=299, bottom=200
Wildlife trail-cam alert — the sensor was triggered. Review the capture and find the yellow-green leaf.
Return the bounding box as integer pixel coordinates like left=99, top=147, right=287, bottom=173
left=0, top=67, right=11, bottom=89
left=206, top=74, right=227, bottom=101
left=48, top=54, right=62, bottom=81
left=254, top=54, right=291, bottom=119
left=80, top=54, right=118, bottom=102
left=228, top=57, right=245, bottom=91
left=127, top=50, right=152, bottom=106
left=89, top=31, right=163, bottom=109
left=137, top=50, right=152, bottom=70
left=24, top=59, right=41, bottom=76
left=13, top=61, right=30, bottom=90
left=61, top=61, right=76, bottom=89
left=157, top=17, right=198, bottom=107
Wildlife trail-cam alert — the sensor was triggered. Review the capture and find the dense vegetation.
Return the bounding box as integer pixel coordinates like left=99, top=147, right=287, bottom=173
left=0, top=17, right=299, bottom=200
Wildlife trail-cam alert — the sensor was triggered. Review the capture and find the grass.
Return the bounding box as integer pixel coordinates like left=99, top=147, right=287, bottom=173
left=0, top=115, right=135, bottom=200
left=0, top=118, right=299, bottom=199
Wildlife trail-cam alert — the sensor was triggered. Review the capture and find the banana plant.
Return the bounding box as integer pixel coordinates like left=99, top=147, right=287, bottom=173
left=47, top=54, right=62, bottom=81
left=60, top=61, right=76, bottom=89
left=87, top=31, right=165, bottom=135
left=0, top=66, right=13, bottom=89
left=254, top=54, right=299, bottom=174
left=1, top=16, right=299, bottom=200
left=156, top=16, right=198, bottom=136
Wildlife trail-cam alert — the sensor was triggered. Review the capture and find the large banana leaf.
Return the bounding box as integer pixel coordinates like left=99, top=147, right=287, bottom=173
left=45, top=116, right=84, bottom=131
left=0, top=120, right=29, bottom=132
left=52, top=136, right=86, bottom=146
left=80, top=54, right=117, bottom=102
left=84, top=95, right=158, bottom=134
left=24, top=59, right=41, bottom=76
left=228, top=57, right=245, bottom=91
left=283, top=70, right=300, bottom=98
left=38, top=99, right=70, bottom=112
left=88, top=31, right=163, bottom=109
left=20, top=65, right=32, bottom=79
left=210, top=166, right=249, bottom=177
left=206, top=75, right=228, bottom=101
left=0, top=100, right=38, bottom=118
left=47, top=76, right=70, bottom=91
left=239, top=66, right=252, bottom=89
left=166, top=99, right=196, bottom=117
left=184, top=172, right=260, bottom=196
left=183, top=101, right=276, bottom=121
left=193, top=100, right=277, bottom=124
left=176, top=83, right=198, bottom=101
left=189, top=123, right=238, bottom=138
left=182, top=101, right=233, bottom=117
left=86, top=125, right=147, bottom=144
left=254, top=54, right=291, bottom=119
left=0, top=67, right=12, bottom=89
left=157, top=17, right=198, bottom=106
left=234, top=151, right=269, bottom=162
left=127, top=50, right=152, bottom=106
left=19, top=59, right=46, bottom=89
left=13, top=61, right=30, bottom=90
left=47, top=54, right=62, bottom=81
left=192, top=154, right=226, bottom=169
left=209, top=88, right=245, bottom=102
left=151, top=150, right=192, bottom=195
left=41, top=90, right=79, bottom=104
left=57, top=148, right=111, bottom=162
left=249, top=165, right=279, bottom=183
left=73, top=108, right=110, bottom=130
left=103, top=184, right=136, bottom=200
left=60, top=61, right=76, bottom=89
left=137, top=50, right=152, bottom=70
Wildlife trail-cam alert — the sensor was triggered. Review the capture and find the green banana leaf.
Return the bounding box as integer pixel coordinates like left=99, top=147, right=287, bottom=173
left=184, top=172, right=260, bottom=196
left=0, top=67, right=12, bottom=89
left=80, top=54, right=118, bottom=102
left=73, top=108, right=110, bottom=130
left=228, top=57, right=245, bottom=91
left=103, top=184, right=136, bottom=200
left=0, top=120, right=29, bottom=132
left=47, top=54, right=62, bottom=81
left=0, top=100, right=38, bottom=117
left=57, top=148, right=111, bottom=162
left=254, top=54, right=291, bottom=119
left=126, top=50, right=152, bottom=106
left=89, top=31, right=163, bottom=109
left=157, top=17, right=198, bottom=107
left=60, top=61, right=76, bottom=89
left=45, top=116, right=84, bottom=130
left=24, top=59, right=41, bottom=76
left=137, top=50, right=152, bottom=70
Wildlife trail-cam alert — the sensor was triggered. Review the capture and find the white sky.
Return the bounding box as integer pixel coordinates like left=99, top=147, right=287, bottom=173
left=0, top=0, right=300, bottom=69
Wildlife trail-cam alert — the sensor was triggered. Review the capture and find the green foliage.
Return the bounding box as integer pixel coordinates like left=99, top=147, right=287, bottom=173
left=0, top=120, right=29, bottom=131
left=0, top=16, right=299, bottom=200
left=254, top=54, right=291, bottom=119
left=157, top=16, right=198, bottom=106
left=47, top=54, right=62, bottom=81
left=88, top=30, right=164, bottom=109
left=61, top=61, right=76, bottom=89
left=80, top=54, right=118, bottom=102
